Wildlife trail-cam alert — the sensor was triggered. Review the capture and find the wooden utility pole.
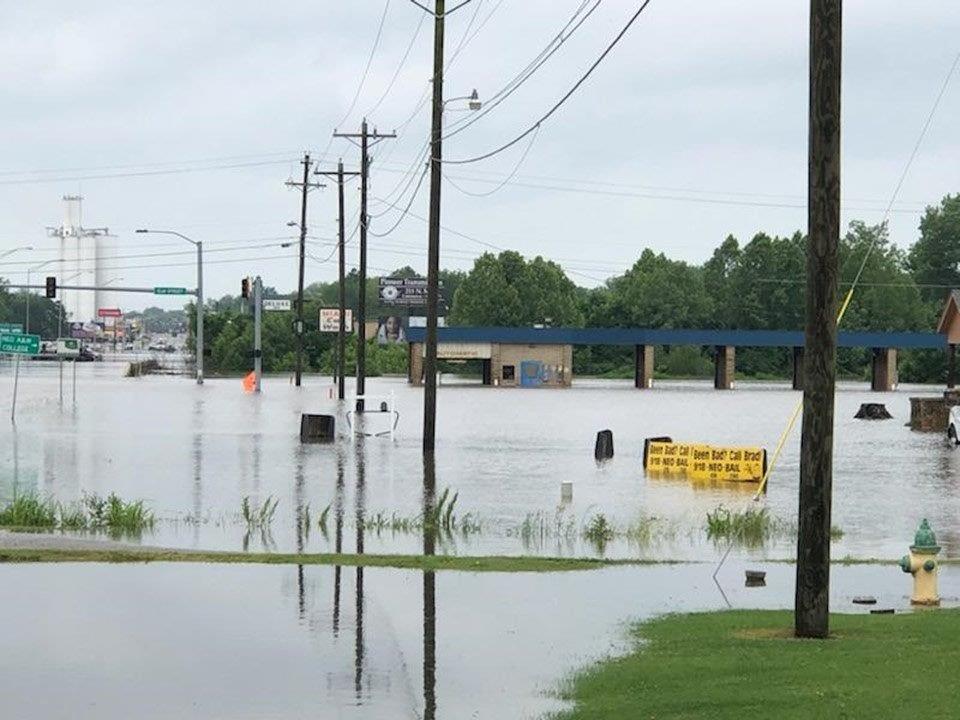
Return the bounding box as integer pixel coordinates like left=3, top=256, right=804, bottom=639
left=334, top=122, right=395, bottom=412
left=422, top=0, right=446, bottom=454
left=285, top=153, right=323, bottom=387
left=317, top=160, right=360, bottom=401
left=796, top=0, right=842, bottom=639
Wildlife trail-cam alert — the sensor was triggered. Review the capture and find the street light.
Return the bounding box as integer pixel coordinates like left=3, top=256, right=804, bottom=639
left=442, top=89, right=482, bottom=112
left=0, top=245, right=34, bottom=260
left=135, top=229, right=204, bottom=385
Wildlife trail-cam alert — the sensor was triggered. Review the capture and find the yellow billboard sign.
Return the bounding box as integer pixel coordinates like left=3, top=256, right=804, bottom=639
left=644, top=439, right=766, bottom=483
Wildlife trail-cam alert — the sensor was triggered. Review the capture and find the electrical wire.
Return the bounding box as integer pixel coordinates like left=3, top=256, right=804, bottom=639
left=443, top=125, right=539, bottom=197
left=0, top=158, right=295, bottom=186
left=443, top=0, right=654, bottom=165
left=442, top=0, right=601, bottom=140
left=366, top=11, right=428, bottom=117
left=369, top=165, right=430, bottom=237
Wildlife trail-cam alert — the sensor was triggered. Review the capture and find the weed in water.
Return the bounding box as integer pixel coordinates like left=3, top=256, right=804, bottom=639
left=241, top=496, right=278, bottom=530
left=318, top=504, right=331, bottom=536
left=0, top=494, right=57, bottom=528
left=583, top=513, right=615, bottom=551
left=706, top=505, right=775, bottom=546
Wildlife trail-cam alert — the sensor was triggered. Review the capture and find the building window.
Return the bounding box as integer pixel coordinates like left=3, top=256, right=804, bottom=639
left=502, top=365, right=515, bottom=381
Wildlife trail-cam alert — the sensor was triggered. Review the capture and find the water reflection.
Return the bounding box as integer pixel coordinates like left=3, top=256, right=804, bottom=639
left=423, top=454, right=438, bottom=720
left=333, top=445, right=345, bottom=637
left=355, top=432, right=366, bottom=703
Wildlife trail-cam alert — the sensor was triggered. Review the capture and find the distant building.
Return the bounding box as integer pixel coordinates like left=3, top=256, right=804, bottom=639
left=46, top=195, right=112, bottom=323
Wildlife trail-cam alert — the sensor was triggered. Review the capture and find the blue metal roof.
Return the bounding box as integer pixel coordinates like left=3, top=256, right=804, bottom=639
left=405, top=326, right=945, bottom=349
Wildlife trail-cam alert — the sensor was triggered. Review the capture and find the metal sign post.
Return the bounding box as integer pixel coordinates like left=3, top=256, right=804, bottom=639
left=11, top=355, right=20, bottom=423
left=3, top=332, right=40, bottom=423
left=253, top=276, right=263, bottom=393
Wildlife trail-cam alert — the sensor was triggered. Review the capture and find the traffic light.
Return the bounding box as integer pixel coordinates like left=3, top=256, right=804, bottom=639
left=45, top=276, right=56, bottom=298
left=241, top=277, right=250, bottom=299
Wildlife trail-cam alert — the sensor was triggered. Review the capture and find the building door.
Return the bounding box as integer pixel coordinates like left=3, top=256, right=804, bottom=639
left=520, top=360, right=544, bottom=387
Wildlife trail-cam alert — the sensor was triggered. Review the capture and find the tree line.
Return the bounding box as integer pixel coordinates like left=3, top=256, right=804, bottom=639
left=6, top=194, right=959, bottom=382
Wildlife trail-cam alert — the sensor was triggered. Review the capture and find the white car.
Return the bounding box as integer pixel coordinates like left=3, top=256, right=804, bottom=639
left=948, top=406, right=960, bottom=444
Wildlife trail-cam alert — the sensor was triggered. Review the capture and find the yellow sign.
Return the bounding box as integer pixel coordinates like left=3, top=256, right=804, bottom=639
left=644, top=440, right=766, bottom=483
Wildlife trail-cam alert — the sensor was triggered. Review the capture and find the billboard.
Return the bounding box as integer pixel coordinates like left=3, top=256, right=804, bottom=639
left=377, top=277, right=442, bottom=306
left=377, top=315, right=407, bottom=344
left=319, top=308, right=353, bottom=333
left=97, top=307, right=122, bottom=318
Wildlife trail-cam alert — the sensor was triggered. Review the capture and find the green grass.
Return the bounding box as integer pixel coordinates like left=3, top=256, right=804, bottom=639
left=556, top=609, right=960, bottom=719
left=0, top=493, right=154, bottom=536
left=0, top=494, right=57, bottom=528
left=706, top=505, right=844, bottom=547
left=0, top=548, right=678, bottom=572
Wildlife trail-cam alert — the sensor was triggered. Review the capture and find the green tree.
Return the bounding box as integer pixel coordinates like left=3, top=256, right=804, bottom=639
left=908, top=194, right=960, bottom=305
left=450, top=251, right=583, bottom=326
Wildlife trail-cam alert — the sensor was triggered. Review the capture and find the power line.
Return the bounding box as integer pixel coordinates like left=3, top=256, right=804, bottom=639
left=366, top=11, right=428, bottom=116
left=443, top=125, right=540, bottom=197
left=0, top=158, right=296, bottom=186
left=442, top=0, right=601, bottom=140
left=369, top=165, right=430, bottom=236
left=444, top=0, right=654, bottom=165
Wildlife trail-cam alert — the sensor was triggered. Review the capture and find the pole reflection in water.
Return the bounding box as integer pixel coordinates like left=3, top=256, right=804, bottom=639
left=354, top=431, right=366, bottom=700
left=191, top=397, right=205, bottom=547
left=423, top=454, right=437, bottom=720
left=294, top=443, right=306, bottom=619
left=333, top=444, right=346, bottom=637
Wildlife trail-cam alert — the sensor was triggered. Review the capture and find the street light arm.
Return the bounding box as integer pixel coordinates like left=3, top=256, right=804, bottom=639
left=135, top=228, right=198, bottom=246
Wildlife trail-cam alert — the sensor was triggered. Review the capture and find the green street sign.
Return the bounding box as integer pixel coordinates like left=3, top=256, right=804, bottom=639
left=0, top=323, right=23, bottom=334
left=0, top=332, right=40, bottom=355
left=154, top=287, right=188, bottom=295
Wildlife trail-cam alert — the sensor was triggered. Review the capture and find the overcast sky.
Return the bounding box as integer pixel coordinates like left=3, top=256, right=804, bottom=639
left=1, top=0, right=958, bottom=311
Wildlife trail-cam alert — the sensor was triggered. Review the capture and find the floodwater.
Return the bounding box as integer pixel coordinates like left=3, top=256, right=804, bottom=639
left=1, top=561, right=956, bottom=720
left=0, top=361, right=958, bottom=560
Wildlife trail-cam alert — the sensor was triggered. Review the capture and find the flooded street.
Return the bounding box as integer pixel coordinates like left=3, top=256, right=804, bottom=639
left=1, top=560, right=956, bottom=719
left=1, top=361, right=958, bottom=560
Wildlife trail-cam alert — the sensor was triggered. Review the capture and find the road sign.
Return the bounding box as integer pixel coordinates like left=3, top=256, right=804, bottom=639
left=154, top=287, right=188, bottom=295
left=263, top=298, right=292, bottom=312
left=0, top=332, right=40, bottom=355
left=378, top=276, right=442, bottom=306
left=98, top=308, right=122, bottom=318
left=0, top=323, right=23, bottom=334
left=56, top=338, right=80, bottom=356
left=319, top=308, right=353, bottom=332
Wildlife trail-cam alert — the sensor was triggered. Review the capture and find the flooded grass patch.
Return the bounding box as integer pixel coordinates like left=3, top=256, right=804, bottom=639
left=0, top=492, right=154, bottom=537
left=555, top=609, right=960, bottom=719
left=706, top=505, right=844, bottom=547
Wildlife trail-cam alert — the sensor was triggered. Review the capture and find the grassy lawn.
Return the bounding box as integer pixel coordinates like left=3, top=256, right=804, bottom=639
left=557, top=609, right=960, bottom=719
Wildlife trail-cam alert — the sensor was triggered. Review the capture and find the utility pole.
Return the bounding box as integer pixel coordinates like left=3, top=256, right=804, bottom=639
left=422, top=0, right=445, bottom=454
left=285, top=153, right=323, bottom=387
left=796, top=0, right=842, bottom=640
left=316, top=160, right=360, bottom=401
left=333, top=121, right=395, bottom=412
left=253, top=275, right=263, bottom=393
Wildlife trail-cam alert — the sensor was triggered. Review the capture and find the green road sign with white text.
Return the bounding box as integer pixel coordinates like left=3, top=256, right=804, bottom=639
left=0, top=323, right=23, bottom=334
left=0, top=332, right=40, bottom=355
left=154, top=287, right=188, bottom=295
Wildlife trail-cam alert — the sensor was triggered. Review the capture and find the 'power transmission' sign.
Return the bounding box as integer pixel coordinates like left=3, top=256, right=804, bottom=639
left=378, top=277, right=440, bottom=306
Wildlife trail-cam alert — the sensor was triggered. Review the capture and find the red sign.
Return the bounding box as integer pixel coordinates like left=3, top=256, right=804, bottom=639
left=97, top=308, right=122, bottom=318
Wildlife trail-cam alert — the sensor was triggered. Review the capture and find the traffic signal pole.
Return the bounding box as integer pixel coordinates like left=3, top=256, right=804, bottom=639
left=254, top=276, right=263, bottom=393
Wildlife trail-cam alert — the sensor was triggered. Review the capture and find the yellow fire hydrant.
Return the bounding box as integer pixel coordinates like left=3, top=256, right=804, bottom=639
left=899, top=519, right=941, bottom=606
